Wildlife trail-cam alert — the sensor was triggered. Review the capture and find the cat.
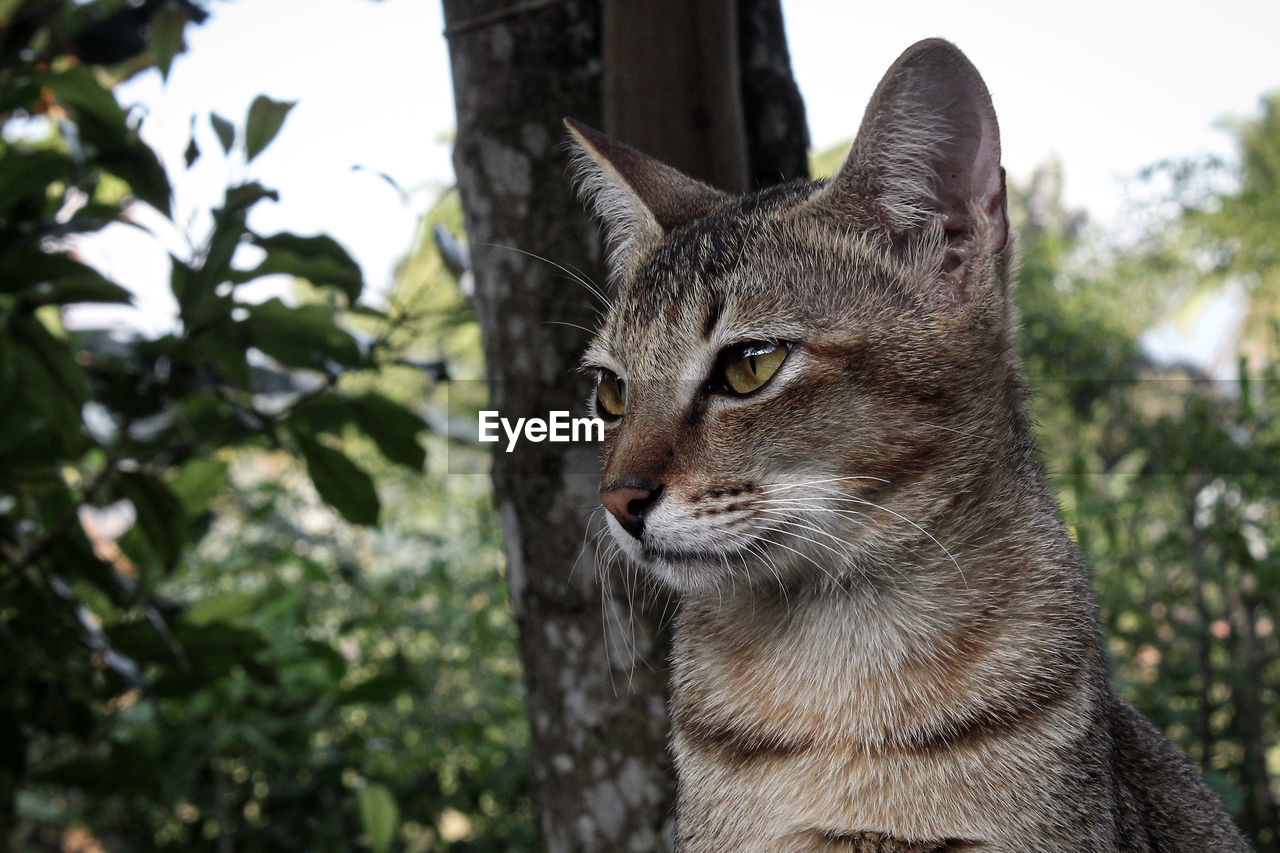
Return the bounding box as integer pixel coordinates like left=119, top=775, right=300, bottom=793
left=565, top=38, right=1249, bottom=853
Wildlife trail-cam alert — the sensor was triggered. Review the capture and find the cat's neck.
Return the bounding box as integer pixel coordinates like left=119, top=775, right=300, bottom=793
left=670, top=450, right=1100, bottom=737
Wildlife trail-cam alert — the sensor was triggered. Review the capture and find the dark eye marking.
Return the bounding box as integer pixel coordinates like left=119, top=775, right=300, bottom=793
left=702, top=295, right=724, bottom=340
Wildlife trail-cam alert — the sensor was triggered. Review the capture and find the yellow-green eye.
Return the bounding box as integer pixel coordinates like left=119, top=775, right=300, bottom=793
left=596, top=369, right=626, bottom=418
left=721, top=342, right=789, bottom=395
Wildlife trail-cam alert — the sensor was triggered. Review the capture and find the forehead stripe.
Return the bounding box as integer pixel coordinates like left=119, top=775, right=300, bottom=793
left=702, top=294, right=724, bottom=340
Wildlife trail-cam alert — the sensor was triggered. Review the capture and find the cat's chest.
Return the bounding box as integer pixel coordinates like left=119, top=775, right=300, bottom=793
left=667, top=600, right=1079, bottom=849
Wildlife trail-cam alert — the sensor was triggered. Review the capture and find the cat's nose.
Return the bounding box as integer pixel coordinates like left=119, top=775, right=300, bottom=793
left=601, top=482, right=663, bottom=539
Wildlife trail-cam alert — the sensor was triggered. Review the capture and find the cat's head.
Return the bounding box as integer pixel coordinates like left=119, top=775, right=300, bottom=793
left=567, top=39, right=1019, bottom=596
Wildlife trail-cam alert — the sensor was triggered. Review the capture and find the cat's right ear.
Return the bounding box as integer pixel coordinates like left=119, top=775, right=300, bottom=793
left=813, top=40, right=1009, bottom=308
left=564, top=118, right=731, bottom=279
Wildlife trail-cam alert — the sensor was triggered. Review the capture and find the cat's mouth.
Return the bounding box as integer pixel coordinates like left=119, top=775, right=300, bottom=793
left=632, top=540, right=760, bottom=594
left=639, top=542, right=751, bottom=564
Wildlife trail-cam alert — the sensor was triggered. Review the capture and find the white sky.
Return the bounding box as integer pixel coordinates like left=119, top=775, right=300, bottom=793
left=77, top=0, right=1280, bottom=348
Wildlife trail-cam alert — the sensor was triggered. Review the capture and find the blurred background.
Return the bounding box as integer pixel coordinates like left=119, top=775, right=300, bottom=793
left=1, top=0, right=1277, bottom=850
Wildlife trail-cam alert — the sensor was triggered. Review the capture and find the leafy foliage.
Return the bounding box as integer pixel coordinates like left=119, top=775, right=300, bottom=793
left=1, top=3, right=531, bottom=851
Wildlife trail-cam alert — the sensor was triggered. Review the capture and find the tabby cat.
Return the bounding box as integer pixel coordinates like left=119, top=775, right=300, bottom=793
left=566, top=38, right=1249, bottom=852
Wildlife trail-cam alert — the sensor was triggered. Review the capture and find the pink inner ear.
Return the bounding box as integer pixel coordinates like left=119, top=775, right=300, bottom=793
left=943, top=111, right=1007, bottom=260
left=917, top=75, right=1003, bottom=248
left=964, top=106, right=1006, bottom=253
left=984, top=167, right=1009, bottom=254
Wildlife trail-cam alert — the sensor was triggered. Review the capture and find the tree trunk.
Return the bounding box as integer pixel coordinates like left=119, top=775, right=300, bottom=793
left=603, top=0, right=749, bottom=191
left=443, top=2, right=806, bottom=848
left=737, top=0, right=810, bottom=187
left=444, top=3, right=675, bottom=849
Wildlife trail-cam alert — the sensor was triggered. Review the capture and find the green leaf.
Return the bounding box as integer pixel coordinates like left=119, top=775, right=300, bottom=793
left=0, top=0, right=24, bottom=27
left=222, top=181, right=279, bottom=213
left=243, top=95, right=295, bottom=163
left=169, top=457, right=230, bottom=515
left=295, top=433, right=380, bottom=526
left=289, top=394, right=352, bottom=435
left=7, top=315, right=88, bottom=427
left=350, top=394, right=426, bottom=470
left=108, top=619, right=271, bottom=694
left=299, top=639, right=347, bottom=683
left=337, top=673, right=414, bottom=706
left=184, top=332, right=252, bottom=388
left=114, top=522, right=164, bottom=579
left=41, top=67, right=172, bottom=215
left=241, top=299, right=361, bottom=370
left=117, top=471, right=186, bottom=571
left=24, top=266, right=132, bottom=307
left=178, top=183, right=277, bottom=324
left=232, top=232, right=363, bottom=303
left=97, top=140, right=172, bottom=216
left=41, top=66, right=128, bottom=149
left=183, top=184, right=277, bottom=315
left=149, top=4, right=187, bottom=80
left=2, top=251, right=130, bottom=305
left=0, top=148, right=72, bottom=215
left=0, top=62, right=39, bottom=115
left=211, top=112, right=236, bottom=154
left=356, top=783, right=399, bottom=853
left=186, top=591, right=259, bottom=627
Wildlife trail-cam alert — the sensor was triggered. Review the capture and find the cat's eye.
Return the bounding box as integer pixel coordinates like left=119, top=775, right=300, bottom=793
left=596, top=369, right=626, bottom=418
left=719, top=342, right=791, bottom=396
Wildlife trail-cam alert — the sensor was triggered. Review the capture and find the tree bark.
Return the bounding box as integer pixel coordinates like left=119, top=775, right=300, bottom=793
left=444, top=3, right=675, bottom=849
left=443, top=2, right=806, bottom=848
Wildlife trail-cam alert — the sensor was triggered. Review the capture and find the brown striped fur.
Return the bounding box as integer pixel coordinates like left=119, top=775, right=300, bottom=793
left=567, top=39, right=1247, bottom=852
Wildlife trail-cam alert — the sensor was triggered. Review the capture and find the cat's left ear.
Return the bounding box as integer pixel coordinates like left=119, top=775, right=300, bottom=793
left=815, top=39, right=1009, bottom=307
left=564, top=118, right=731, bottom=279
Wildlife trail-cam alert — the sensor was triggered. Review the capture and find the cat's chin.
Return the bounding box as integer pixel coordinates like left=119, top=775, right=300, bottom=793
left=604, top=517, right=766, bottom=595
left=633, top=554, right=743, bottom=596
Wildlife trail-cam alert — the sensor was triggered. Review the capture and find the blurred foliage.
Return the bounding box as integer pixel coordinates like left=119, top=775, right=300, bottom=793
left=1189, top=92, right=1280, bottom=363
left=0, top=2, right=531, bottom=851
left=1127, top=91, right=1280, bottom=368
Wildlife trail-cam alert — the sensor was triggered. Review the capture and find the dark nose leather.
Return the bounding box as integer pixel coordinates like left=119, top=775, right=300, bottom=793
left=601, top=483, right=663, bottom=539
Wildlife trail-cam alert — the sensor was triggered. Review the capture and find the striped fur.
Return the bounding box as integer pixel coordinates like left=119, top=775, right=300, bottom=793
left=568, top=39, right=1247, bottom=852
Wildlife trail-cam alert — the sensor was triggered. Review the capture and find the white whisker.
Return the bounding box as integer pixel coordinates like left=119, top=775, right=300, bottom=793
left=919, top=421, right=994, bottom=442
left=475, top=241, right=612, bottom=309
left=761, top=475, right=889, bottom=493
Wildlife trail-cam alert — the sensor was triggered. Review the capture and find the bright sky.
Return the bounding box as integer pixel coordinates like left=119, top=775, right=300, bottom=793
left=77, top=0, right=1280, bottom=346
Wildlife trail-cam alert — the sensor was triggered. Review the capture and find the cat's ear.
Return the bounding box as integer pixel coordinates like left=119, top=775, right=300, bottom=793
left=564, top=118, right=731, bottom=278
left=819, top=39, right=1008, bottom=306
